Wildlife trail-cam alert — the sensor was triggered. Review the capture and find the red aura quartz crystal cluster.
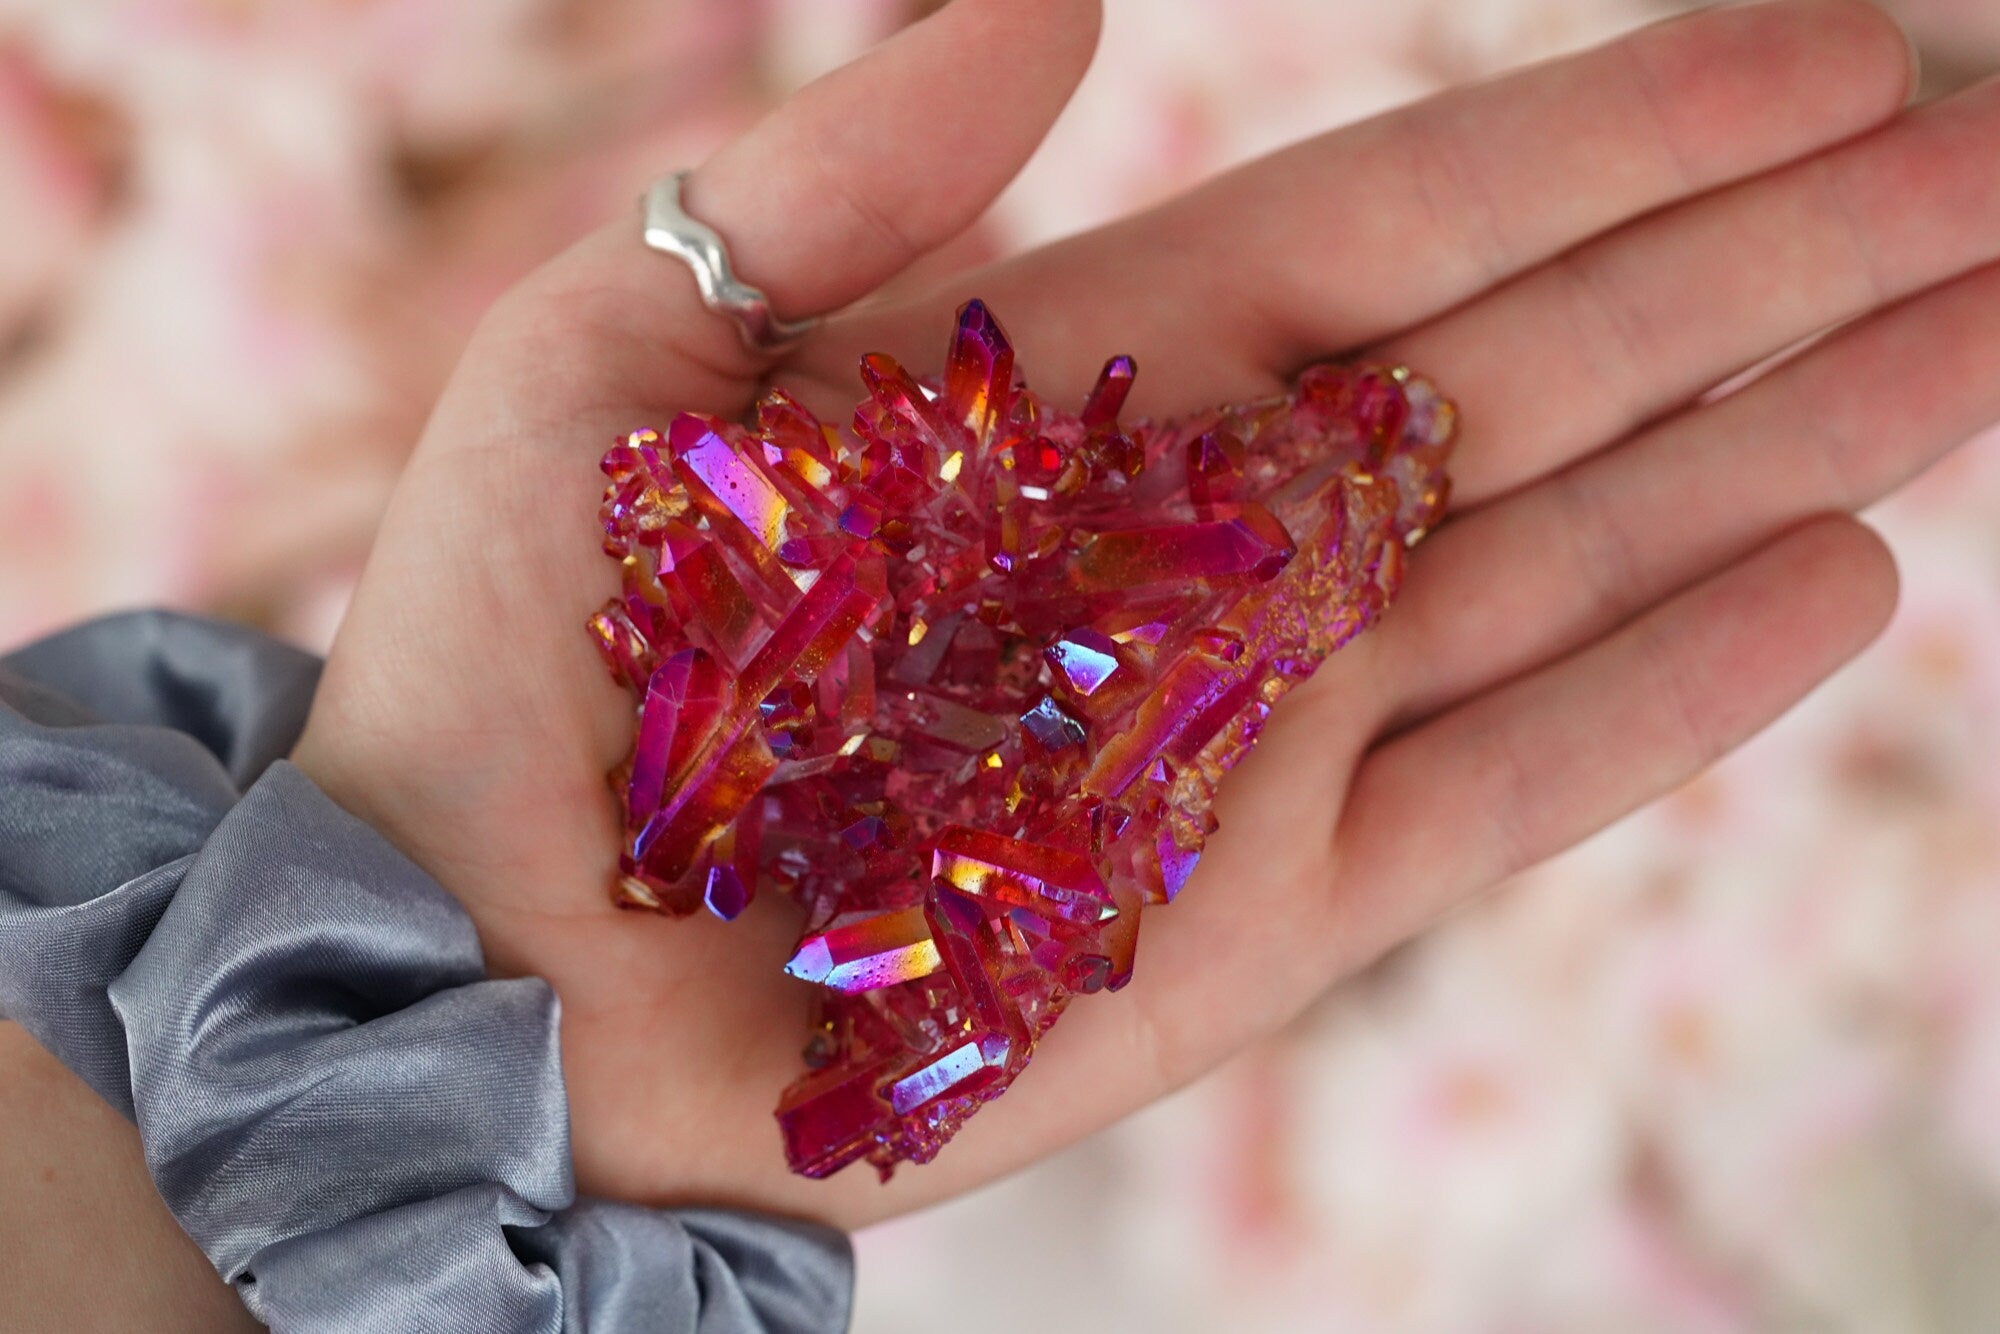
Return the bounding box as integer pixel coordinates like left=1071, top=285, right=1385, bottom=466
left=587, top=301, right=1455, bottom=1178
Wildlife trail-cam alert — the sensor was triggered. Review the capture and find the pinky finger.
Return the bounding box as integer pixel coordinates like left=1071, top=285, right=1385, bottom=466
left=1329, top=514, right=1897, bottom=960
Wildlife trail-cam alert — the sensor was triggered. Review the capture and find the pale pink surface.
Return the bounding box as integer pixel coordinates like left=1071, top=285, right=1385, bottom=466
left=2, top=1, right=1997, bottom=1328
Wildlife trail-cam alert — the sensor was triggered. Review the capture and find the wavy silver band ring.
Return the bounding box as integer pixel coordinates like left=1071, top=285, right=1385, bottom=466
left=640, top=170, right=820, bottom=355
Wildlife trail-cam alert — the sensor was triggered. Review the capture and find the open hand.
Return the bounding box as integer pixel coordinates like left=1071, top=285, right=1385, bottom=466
left=294, top=0, right=2000, bottom=1229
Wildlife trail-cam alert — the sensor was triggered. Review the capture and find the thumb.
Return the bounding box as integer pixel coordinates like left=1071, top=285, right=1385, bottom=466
left=503, top=0, right=1102, bottom=419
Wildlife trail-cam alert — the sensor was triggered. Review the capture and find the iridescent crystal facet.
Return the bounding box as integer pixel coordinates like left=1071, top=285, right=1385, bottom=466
left=588, top=301, right=1455, bottom=1178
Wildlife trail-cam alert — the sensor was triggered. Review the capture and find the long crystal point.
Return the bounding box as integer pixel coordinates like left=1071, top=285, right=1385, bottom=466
left=626, top=648, right=725, bottom=828
left=783, top=906, right=942, bottom=993
left=923, top=885, right=1018, bottom=1038
left=930, top=826, right=1116, bottom=925
left=1082, top=354, right=1136, bottom=428
left=670, top=412, right=791, bottom=551
left=942, top=298, right=1015, bottom=442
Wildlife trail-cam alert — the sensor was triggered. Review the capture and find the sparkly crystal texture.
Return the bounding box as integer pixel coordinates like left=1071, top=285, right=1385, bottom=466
left=588, top=300, right=1455, bottom=1177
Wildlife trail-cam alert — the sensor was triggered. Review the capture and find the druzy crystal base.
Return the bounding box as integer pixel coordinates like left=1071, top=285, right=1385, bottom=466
left=588, top=301, right=1454, bottom=1178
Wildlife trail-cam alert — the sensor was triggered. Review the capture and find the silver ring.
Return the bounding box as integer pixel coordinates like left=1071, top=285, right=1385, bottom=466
left=641, top=170, right=818, bottom=354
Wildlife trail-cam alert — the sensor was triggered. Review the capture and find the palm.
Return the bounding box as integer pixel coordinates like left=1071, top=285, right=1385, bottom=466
left=297, top=0, right=2000, bottom=1229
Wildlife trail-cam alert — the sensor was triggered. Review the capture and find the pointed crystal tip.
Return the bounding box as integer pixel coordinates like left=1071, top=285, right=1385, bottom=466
left=1082, top=353, right=1137, bottom=427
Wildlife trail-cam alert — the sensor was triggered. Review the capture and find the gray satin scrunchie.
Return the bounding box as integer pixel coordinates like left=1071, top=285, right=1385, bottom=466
left=0, top=610, right=853, bottom=1333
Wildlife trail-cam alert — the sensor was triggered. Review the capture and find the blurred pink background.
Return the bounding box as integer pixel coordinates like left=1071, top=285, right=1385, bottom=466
left=5, top=1, right=2000, bottom=1328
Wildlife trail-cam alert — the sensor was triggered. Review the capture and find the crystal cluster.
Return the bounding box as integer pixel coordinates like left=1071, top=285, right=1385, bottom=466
left=588, top=301, right=1454, bottom=1178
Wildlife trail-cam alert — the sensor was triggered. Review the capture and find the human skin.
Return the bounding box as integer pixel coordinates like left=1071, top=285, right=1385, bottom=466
left=17, top=0, right=2000, bottom=1320
left=293, top=0, right=2000, bottom=1229
left=0, top=1023, right=262, bottom=1331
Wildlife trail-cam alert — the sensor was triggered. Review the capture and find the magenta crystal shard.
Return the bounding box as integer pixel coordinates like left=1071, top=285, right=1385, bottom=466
left=589, top=299, right=1455, bottom=1178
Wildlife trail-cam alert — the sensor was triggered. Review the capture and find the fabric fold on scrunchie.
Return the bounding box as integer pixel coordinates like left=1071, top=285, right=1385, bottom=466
left=0, top=610, right=852, bottom=1333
